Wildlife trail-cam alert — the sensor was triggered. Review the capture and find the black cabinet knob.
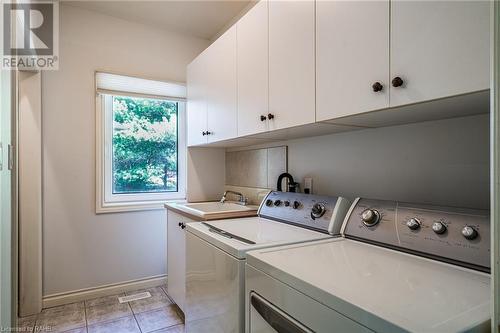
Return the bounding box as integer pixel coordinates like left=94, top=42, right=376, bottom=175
left=178, top=222, right=182, bottom=227
left=392, top=76, right=404, bottom=87
left=202, top=131, right=206, bottom=136
left=181, top=223, right=186, bottom=229
left=206, top=131, right=212, bottom=135
left=260, top=115, right=267, bottom=121
left=267, top=113, right=275, bottom=120
left=372, top=82, right=383, bottom=92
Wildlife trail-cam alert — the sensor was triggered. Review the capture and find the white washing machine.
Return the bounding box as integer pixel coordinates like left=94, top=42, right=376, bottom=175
left=246, top=198, right=491, bottom=333
left=184, top=191, right=351, bottom=333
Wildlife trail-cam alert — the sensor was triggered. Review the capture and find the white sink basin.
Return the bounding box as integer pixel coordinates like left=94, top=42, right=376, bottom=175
left=183, top=202, right=256, bottom=213
left=168, top=201, right=259, bottom=220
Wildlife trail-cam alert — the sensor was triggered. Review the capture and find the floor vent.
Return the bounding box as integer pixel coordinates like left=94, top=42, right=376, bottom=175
left=118, top=292, right=151, bottom=303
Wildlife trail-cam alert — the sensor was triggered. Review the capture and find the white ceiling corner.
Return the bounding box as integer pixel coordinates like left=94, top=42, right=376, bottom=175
left=63, top=0, right=254, bottom=40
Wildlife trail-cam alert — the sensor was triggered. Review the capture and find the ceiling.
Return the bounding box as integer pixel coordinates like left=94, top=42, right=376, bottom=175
left=64, top=0, right=254, bottom=40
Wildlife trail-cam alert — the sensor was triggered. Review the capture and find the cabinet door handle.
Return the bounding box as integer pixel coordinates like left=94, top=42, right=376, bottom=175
left=267, top=113, right=275, bottom=120
left=260, top=115, right=267, bottom=121
left=392, top=76, right=404, bottom=88
left=372, top=82, right=383, bottom=92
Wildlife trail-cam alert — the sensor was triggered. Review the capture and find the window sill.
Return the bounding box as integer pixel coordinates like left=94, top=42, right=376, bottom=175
left=96, top=198, right=186, bottom=214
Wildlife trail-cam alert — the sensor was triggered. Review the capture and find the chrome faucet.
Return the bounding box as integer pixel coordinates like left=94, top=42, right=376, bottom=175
left=220, top=190, right=248, bottom=205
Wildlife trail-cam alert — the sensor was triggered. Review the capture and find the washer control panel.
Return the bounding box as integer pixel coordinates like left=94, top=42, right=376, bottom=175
left=259, top=191, right=350, bottom=235
left=342, top=198, right=490, bottom=271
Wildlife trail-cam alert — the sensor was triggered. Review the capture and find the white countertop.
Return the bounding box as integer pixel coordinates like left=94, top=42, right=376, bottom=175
left=165, top=201, right=258, bottom=221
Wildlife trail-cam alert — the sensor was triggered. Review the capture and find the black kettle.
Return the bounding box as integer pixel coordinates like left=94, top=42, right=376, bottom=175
left=277, top=173, right=299, bottom=192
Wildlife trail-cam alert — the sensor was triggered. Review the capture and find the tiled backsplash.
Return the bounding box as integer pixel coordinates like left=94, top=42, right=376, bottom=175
left=225, top=146, right=287, bottom=190
left=223, top=185, right=271, bottom=206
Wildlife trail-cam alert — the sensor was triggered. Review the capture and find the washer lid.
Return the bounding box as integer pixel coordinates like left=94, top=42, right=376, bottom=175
left=186, top=217, right=332, bottom=259
left=246, top=238, right=491, bottom=333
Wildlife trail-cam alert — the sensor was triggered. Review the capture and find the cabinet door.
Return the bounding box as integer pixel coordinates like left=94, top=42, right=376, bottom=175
left=316, top=1, right=389, bottom=121
left=237, top=0, right=269, bottom=137
left=187, top=56, right=208, bottom=146
left=390, top=0, right=490, bottom=107
left=206, top=26, right=238, bottom=143
left=268, top=0, right=315, bottom=130
left=167, top=211, right=187, bottom=311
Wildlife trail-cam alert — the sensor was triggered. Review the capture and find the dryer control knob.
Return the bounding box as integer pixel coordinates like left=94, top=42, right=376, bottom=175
left=462, top=226, right=478, bottom=240
left=311, top=203, right=326, bottom=219
left=361, top=209, right=380, bottom=227
left=406, top=218, right=421, bottom=230
left=273, top=200, right=282, bottom=207
left=432, top=221, right=447, bottom=235
left=265, top=199, right=273, bottom=207
left=292, top=201, right=301, bottom=209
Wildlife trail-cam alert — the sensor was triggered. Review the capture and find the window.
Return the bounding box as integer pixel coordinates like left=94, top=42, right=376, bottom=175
left=96, top=72, right=186, bottom=213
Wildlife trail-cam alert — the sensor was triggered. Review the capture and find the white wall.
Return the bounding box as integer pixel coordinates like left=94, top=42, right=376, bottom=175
left=286, top=114, right=489, bottom=210
left=18, top=71, right=43, bottom=315
left=42, top=4, right=209, bottom=296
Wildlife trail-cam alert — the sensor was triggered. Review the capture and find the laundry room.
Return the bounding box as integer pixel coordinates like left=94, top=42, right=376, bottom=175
left=0, top=1, right=498, bottom=333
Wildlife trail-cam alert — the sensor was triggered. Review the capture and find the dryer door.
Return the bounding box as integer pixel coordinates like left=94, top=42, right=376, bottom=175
left=249, top=292, right=312, bottom=333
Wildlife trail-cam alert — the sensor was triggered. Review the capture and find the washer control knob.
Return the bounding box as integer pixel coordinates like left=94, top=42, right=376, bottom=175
left=293, top=201, right=301, bottom=209
left=273, top=200, right=282, bottom=207
left=284, top=200, right=290, bottom=207
left=462, top=226, right=478, bottom=240
left=311, top=203, right=326, bottom=219
left=361, top=209, right=380, bottom=227
left=406, top=218, right=421, bottom=230
left=432, top=221, right=447, bottom=234
left=265, top=199, right=273, bottom=207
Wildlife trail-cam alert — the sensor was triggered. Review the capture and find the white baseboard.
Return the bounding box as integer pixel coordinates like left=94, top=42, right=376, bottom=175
left=42, top=275, right=167, bottom=309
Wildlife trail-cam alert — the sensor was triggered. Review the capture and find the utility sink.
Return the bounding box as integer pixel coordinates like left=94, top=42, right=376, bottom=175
left=166, top=201, right=259, bottom=220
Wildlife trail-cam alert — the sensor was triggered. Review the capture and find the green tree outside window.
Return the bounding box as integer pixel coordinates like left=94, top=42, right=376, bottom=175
left=112, top=96, right=178, bottom=193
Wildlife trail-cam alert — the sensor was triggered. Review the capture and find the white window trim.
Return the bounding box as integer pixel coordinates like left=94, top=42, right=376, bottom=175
left=96, top=93, right=186, bottom=214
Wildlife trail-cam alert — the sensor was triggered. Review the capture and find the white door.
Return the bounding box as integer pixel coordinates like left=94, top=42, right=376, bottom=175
left=206, top=26, right=238, bottom=143
left=237, top=0, right=269, bottom=137
left=316, top=0, right=389, bottom=121
left=0, top=65, right=13, bottom=328
left=166, top=211, right=191, bottom=312
left=390, top=0, right=490, bottom=107
left=268, top=0, right=315, bottom=130
left=187, top=55, right=208, bottom=146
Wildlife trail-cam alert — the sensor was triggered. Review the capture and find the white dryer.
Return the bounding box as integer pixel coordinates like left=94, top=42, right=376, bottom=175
left=184, top=191, right=351, bottom=333
left=246, top=198, right=491, bottom=333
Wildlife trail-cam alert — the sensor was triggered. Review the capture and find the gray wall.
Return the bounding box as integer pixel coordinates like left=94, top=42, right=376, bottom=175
left=41, top=4, right=209, bottom=296
left=287, top=114, right=489, bottom=209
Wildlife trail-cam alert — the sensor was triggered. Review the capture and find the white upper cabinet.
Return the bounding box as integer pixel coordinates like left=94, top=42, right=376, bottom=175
left=187, top=55, right=208, bottom=146
left=237, top=1, right=269, bottom=137
left=390, top=0, right=490, bottom=107
left=268, top=0, right=315, bottom=130
left=316, top=0, right=390, bottom=121
left=187, top=0, right=490, bottom=145
left=206, top=25, right=238, bottom=143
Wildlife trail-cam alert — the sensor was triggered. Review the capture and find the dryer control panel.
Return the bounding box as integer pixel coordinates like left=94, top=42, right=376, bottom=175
left=259, top=191, right=351, bottom=235
left=342, top=198, right=490, bottom=271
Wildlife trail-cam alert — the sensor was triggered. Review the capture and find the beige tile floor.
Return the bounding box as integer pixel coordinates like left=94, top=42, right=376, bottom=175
left=16, top=285, right=184, bottom=333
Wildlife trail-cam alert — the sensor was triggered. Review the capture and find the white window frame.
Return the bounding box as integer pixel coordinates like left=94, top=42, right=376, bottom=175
left=96, top=75, right=186, bottom=213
